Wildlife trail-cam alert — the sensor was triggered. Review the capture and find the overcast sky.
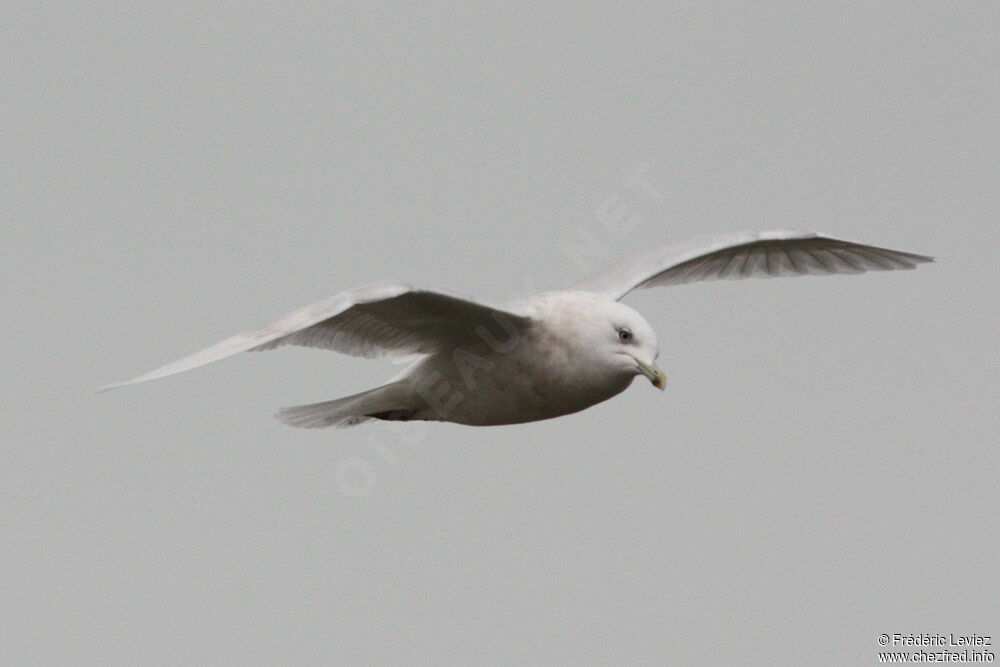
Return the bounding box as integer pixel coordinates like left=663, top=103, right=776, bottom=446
left=4, top=3, right=998, bottom=664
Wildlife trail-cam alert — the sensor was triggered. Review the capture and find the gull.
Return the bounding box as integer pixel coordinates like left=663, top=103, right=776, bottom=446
left=100, top=230, right=932, bottom=428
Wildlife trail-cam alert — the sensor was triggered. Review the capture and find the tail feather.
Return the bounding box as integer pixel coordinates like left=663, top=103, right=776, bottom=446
left=276, top=381, right=415, bottom=429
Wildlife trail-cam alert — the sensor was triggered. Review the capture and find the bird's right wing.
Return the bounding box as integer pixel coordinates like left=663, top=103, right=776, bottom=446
left=99, top=283, right=533, bottom=391
left=571, top=229, right=933, bottom=301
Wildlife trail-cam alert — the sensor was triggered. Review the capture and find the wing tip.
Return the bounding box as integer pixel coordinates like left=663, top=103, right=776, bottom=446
left=94, top=376, right=148, bottom=394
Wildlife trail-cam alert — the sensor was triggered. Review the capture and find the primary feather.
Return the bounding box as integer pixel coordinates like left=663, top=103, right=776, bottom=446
left=571, top=229, right=933, bottom=300
left=97, top=283, right=532, bottom=392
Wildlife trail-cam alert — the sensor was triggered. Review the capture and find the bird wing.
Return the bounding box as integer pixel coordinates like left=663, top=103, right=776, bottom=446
left=99, top=283, right=533, bottom=391
left=570, top=229, right=933, bottom=301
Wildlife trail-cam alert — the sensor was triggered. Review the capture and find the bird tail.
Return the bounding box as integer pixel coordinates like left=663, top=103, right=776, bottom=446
left=275, top=381, right=419, bottom=429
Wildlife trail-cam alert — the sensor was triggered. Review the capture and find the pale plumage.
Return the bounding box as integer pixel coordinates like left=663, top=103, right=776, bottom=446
left=100, top=230, right=932, bottom=427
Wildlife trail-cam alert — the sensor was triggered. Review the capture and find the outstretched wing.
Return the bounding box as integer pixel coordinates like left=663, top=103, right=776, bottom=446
left=99, top=283, right=533, bottom=391
left=571, top=229, right=933, bottom=301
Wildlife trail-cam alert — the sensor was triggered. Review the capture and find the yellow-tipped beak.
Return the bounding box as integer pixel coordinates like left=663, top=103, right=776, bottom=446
left=636, top=359, right=667, bottom=391
left=652, top=369, right=666, bottom=390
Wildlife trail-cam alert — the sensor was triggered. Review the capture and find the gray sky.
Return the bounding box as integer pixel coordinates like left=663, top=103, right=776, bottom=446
left=4, top=3, right=998, bottom=664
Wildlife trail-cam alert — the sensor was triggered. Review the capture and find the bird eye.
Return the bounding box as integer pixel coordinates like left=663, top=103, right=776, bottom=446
left=617, top=328, right=633, bottom=342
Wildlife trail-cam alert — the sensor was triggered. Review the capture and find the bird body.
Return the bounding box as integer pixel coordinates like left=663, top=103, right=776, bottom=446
left=280, top=291, right=658, bottom=427
left=100, top=230, right=932, bottom=428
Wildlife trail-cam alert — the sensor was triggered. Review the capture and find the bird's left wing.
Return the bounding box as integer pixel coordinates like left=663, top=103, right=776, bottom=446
left=98, top=283, right=532, bottom=391
left=571, top=229, right=933, bottom=301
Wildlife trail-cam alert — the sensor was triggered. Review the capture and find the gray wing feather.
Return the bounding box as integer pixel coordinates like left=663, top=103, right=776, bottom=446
left=571, top=230, right=933, bottom=300
left=99, top=283, right=532, bottom=391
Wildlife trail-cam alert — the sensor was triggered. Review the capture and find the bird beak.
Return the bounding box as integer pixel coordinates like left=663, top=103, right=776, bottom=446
left=636, top=358, right=666, bottom=390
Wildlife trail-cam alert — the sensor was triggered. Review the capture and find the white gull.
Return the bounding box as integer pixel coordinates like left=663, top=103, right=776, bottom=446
left=99, top=230, right=932, bottom=428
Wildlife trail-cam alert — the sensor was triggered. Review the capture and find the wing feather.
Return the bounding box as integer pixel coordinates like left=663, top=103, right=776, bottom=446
left=99, top=283, right=532, bottom=391
left=571, top=230, right=932, bottom=300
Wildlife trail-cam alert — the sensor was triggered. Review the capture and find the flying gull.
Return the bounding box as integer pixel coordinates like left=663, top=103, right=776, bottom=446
left=100, top=230, right=932, bottom=428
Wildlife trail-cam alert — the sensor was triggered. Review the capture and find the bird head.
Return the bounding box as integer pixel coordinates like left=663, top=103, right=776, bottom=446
left=600, top=300, right=666, bottom=390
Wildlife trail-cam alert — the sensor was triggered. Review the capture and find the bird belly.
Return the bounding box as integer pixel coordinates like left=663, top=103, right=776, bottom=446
left=405, top=344, right=633, bottom=426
